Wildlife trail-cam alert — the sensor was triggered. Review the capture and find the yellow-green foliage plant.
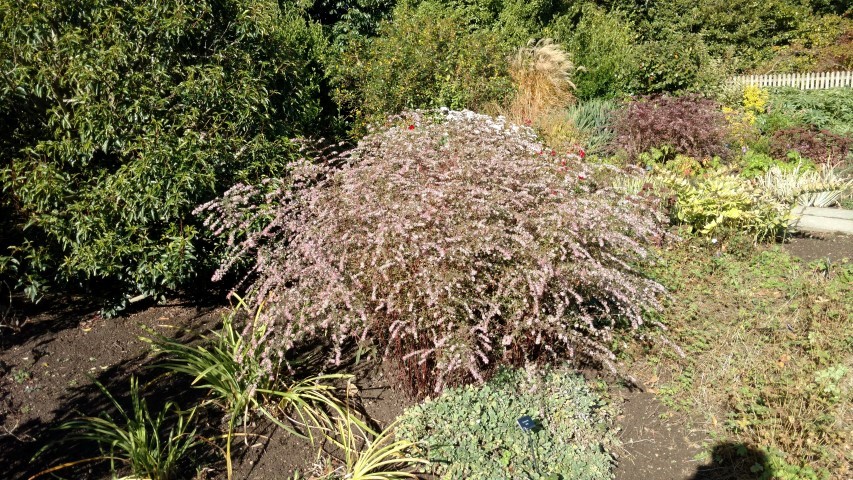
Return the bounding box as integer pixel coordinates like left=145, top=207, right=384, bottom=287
left=723, top=85, right=769, bottom=148
left=147, top=299, right=360, bottom=479
left=36, top=377, right=199, bottom=480
left=316, top=418, right=428, bottom=480
left=657, top=167, right=792, bottom=241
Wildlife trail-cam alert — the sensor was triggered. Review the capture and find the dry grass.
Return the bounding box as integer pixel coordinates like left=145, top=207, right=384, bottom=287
left=622, top=238, right=852, bottom=478
left=505, top=39, right=576, bottom=126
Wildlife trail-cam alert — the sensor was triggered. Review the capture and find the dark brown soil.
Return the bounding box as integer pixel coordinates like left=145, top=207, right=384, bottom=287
left=0, top=299, right=416, bottom=480
left=612, top=390, right=707, bottom=480
left=1, top=231, right=845, bottom=480
left=0, top=300, right=226, bottom=480
left=782, top=232, right=853, bottom=262
left=0, top=297, right=717, bottom=480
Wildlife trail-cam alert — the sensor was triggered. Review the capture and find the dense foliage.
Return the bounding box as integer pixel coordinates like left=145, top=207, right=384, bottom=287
left=611, top=95, right=731, bottom=161
left=199, top=110, right=669, bottom=393
left=767, top=88, right=853, bottom=136
left=332, top=2, right=513, bottom=133
left=0, top=0, right=328, bottom=307
left=657, top=168, right=792, bottom=241
left=546, top=4, right=638, bottom=99
left=769, top=127, right=853, bottom=164
left=396, top=367, right=617, bottom=480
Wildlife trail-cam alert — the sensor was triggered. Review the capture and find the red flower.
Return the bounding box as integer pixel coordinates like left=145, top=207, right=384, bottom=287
left=579, top=149, right=586, bottom=159
left=578, top=173, right=587, bottom=180
left=408, top=124, right=415, bottom=130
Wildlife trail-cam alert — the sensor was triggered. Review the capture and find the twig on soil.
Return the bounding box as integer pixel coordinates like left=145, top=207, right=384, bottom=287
left=1, top=421, right=34, bottom=442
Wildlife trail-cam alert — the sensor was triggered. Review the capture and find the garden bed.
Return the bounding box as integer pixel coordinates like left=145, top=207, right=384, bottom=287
left=1, top=299, right=705, bottom=480
left=1, top=233, right=849, bottom=480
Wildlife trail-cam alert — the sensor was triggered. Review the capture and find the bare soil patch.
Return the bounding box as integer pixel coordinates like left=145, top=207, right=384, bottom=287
left=782, top=232, right=853, bottom=262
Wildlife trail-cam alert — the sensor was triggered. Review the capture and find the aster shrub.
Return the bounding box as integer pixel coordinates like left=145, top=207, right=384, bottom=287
left=198, top=110, right=669, bottom=394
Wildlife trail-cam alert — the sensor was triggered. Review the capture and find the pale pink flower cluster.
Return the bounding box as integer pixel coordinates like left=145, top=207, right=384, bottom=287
left=197, top=109, right=669, bottom=393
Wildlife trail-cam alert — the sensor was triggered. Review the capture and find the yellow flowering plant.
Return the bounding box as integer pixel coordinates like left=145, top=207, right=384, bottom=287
left=724, top=85, right=769, bottom=148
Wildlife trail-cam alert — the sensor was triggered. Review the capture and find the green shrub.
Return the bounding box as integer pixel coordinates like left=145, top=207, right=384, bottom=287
left=304, top=0, right=395, bottom=44
left=636, top=0, right=808, bottom=71
left=690, top=0, right=807, bottom=69
left=0, top=0, right=329, bottom=309
left=332, top=1, right=513, bottom=133
left=494, top=0, right=563, bottom=46
left=739, top=151, right=794, bottom=179
left=632, top=32, right=723, bottom=94
left=547, top=4, right=639, bottom=99
left=756, top=14, right=853, bottom=73
left=396, top=367, right=617, bottom=480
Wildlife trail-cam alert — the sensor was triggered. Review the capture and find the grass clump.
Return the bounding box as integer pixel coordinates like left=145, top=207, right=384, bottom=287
left=147, top=299, right=359, bottom=478
left=314, top=419, right=427, bottom=480
left=396, top=366, right=617, bottom=480
left=39, top=377, right=199, bottom=480
left=506, top=38, right=576, bottom=125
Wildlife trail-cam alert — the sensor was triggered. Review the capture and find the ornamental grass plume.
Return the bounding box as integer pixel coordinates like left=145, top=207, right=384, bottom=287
left=507, top=39, right=577, bottom=125
left=197, top=109, right=670, bottom=394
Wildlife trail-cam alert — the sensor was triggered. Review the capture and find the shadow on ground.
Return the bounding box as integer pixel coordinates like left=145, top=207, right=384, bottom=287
left=689, top=442, right=770, bottom=480
left=0, top=302, right=224, bottom=480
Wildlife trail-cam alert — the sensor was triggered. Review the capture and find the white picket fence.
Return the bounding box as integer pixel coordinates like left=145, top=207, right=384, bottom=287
left=729, top=71, right=853, bottom=89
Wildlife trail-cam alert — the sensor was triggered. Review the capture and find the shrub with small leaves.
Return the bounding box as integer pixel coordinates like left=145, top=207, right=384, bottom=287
left=396, top=366, right=618, bottom=480
left=768, top=127, right=853, bottom=165
left=199, top=109, right=669, bottom=394
left=332, top=2, right=513, bottom=135
left=611, top=95, right=731, bottom=162
left=766, top=88, right=853, bottom=137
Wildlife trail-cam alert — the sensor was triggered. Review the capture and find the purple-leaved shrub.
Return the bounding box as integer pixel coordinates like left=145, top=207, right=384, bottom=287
left=611, top=94, right=731, bottom=161
left=197, top=110, right=670, bottom=394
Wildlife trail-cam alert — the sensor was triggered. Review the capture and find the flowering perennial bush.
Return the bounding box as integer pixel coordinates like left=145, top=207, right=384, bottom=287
left=198, top=110, right=669, bottom=393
